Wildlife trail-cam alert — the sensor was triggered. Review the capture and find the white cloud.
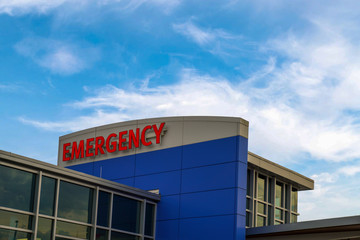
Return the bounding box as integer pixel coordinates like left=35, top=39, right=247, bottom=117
left=14, top=37, right=99, bottom=75
left=311, top=172, right=337, bottom=183
left=338, top=165, right=360, bottom=176
left=299, top=168, right=360, bottom=221
left=18, top=62, right=360, bottom=163
left=17, top=8, right=360, bottom=221
left=173, top=22, right=216, bottom=46
left=173, top=21, right=244, bottom=57
left=0, top=0, right=179, bottom=15
left=0, top=0, right=72, bottom=15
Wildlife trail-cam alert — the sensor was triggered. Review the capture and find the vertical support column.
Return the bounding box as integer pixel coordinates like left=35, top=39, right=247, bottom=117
left=92, top=187, right=99, bottom=240
left=140, top=199, right=146, bottom=240
left=153, top=203, right=158, bottom=240
left=52, top=179, right=60, bottom=240
left=252, top=170, right=256, bottom=227
left=108, top=193, right=113, bottom=240
left=33, top=171, right=42, bottom=240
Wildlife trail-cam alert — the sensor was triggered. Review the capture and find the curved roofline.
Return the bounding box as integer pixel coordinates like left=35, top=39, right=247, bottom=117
left=59, top=116, right=249, bottom=140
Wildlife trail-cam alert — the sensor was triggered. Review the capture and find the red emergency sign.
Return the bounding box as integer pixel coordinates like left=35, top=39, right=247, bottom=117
left=63, top=122, right=165, bottom=161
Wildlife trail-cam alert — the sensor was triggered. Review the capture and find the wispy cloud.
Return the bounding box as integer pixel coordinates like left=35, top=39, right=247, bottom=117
left=18, top=60, right=360, bottom=163
left=0, top=0, right=72, bottom=15
left=0, top=83, right=20, bottom=92
left=0, top=0, right=180, bottom=15
left=299, top=164, right=360, bottom=221
left=173, top=21, right=245, bottom=57
left=16, top=4, right=360, bottom=221
left=14, top=37, right=100, bottom=75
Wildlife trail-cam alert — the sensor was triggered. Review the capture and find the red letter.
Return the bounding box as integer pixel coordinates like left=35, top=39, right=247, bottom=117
left=118, top=131, right=128, bottom=151
left=106, top=133, right=117, bottom=153
left=141, top=125, right=152, bottom=146
left=63, top=143, right=71, bottom=161
left=152, top=122, right=165, bottom=144
left=129, top=128, right=140, bottom=149
left=95, top=136, right=105, bottom=155
left=72, top=140, right=84, bottom=160
left=86, top=138, right=94, bottom=157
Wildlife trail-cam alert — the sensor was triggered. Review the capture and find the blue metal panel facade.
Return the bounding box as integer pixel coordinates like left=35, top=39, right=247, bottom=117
left=67, top=135, right=248, bottom=240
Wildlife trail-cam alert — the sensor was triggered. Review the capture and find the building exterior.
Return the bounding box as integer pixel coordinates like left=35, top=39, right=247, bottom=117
left=0, top=150, right=159, bottom=240
left=246, top=152, right=313, bottom=228
left=57, top=116, right=313, bottom=240
left=2, top=116, right=355, bottom=240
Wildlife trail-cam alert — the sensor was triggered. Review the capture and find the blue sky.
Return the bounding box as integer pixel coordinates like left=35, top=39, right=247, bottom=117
left=1, top=0, right=360, bottom=221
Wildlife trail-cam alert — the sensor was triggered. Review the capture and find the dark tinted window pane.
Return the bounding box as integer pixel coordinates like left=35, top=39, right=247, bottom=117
left=58, top=181, right=93, bottom=223
left=0, top=209, right=32, bottom=229
left=56, top=221, right=90, bottom=240
left=246, top=198, right=251, bottom=210
left=145, top=203, right=155, bottom=236
left=37, top=217, right=53, bottom=240
left=111, top=231, right=140, bottom=240
left=267, top=206, right=272, bottom=225
left=112, top=195, right=141, bottom=233
left=268, top=178, right=273, bottom=203
left=246, top=169, right=251, bottom=196
left=40, top=176, right=56, bottom=216
left=97, top=191, right=110, bottom=227
left=0, top=228, right=31, bottom=240
left=0, top=164, right=36, bottom=212
left=246, top=212, right=251, bottom=227
left=96, top=229, right=108, bottom=240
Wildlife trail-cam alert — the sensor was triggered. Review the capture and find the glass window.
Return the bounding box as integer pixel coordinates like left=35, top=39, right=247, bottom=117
left=56, top=221, right=90, bottom=240
left=275, top=220, right=282, bottom=225
left=275, top=208, right=283, bottom=220
left=257, top=202, right=265, bottom=215
left=40, top=176, right=56, bottom=216
left=257, top=175, right=266, bottom=201
left=58, top=181, right=93, bottom=223
left=0, top=228, right=31, bottom=240
left=112, top=195, right=141, bottom=233
left=267, top=206, right=272, bottom=225
left=145, top=203, right=155, bottom=236
left=96, top=229, right=108, bottom=240
left=37, top=217, right=53, bottom=240
left=285, top=185, right=290, bottom=209
left=268, top=178, right=273, bottom=204
left=246, top=198, right=251, bottom=210
left=246, top=169, right=251, bottom=196
left=291, top=213, right=297, bottom=223
left=0, top=209, right=32, bottom=229
left=291, top=188, right=298, bottom=212
left=0, top=164, right=36, bottom=212
left=97, top=191, right=111, bottom=227
left=256, top=215, right=265, bottom=227
left=275, top=182, right=283, bottom=207
left=111, top=231, right=140, bottom=240
left=246, top=212, right=251, bottom=227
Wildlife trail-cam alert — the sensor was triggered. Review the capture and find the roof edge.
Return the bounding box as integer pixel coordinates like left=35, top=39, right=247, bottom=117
left=248, top=151, right=314, bottom=191
left=59, top=116, right=249, bottom=140
left=0, top=150, right=160, bottom=201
